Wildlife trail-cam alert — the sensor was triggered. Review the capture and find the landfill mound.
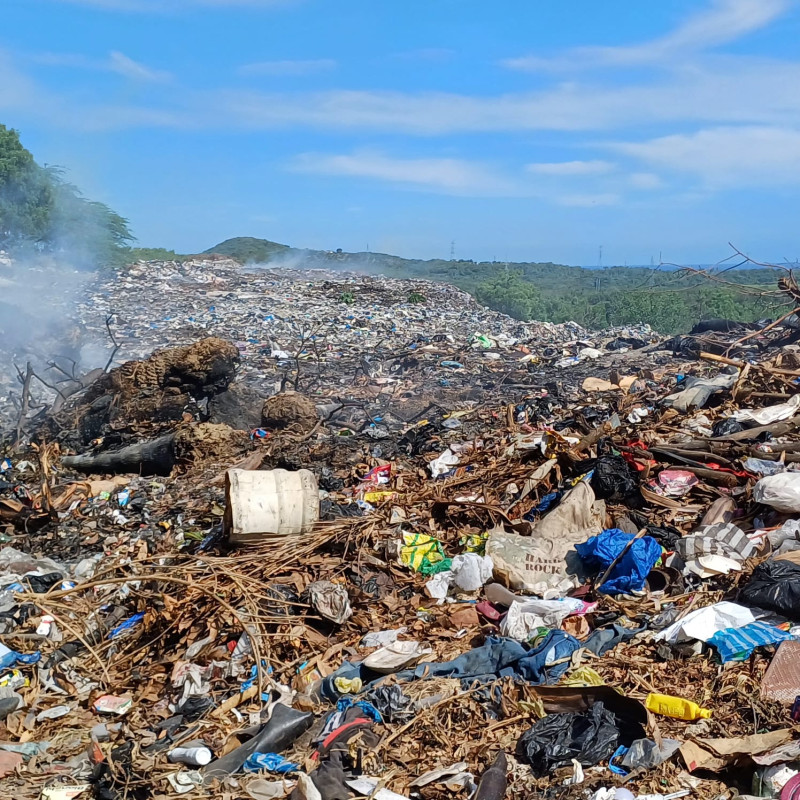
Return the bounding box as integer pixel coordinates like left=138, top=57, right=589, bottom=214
left=3, top=257, right=800, bottom=799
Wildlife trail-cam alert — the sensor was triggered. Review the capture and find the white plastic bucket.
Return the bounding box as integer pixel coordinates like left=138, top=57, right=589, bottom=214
left=225, top=468, right=319, bottom=544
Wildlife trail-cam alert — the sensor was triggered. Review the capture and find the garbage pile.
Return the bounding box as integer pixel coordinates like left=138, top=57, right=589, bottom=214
left=3, top=258, right=800, bottom=799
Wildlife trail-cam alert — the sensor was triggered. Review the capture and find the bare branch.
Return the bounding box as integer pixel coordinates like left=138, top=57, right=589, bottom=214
left=104, top=314, right=121, bottom=373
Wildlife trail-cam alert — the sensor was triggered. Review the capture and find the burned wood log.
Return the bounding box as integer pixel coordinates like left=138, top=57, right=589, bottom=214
left=60, top=423, right=250, bottom=476
left=62, top=434, right=176, bottom=476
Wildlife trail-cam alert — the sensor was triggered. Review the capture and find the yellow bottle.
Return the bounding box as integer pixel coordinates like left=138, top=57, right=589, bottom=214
left=645, top=692, right=711, bottom=721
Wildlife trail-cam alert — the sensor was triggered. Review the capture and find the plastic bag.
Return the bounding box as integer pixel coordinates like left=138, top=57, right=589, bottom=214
left=486, top=482, right=604, bottom=595
left=743, top=458, right=785, bottom=477
left=575, top=529, right=662, bottom=595
left=590, top=456, right=637, bottom=502
left=516, top=701, right=620, bottom=775
left=753, top=473, right=800, bottom=513
left=450, top=553, right=494, bottom=592
left=740, top=559, right=800, bottom=620
left=711, top=418, right=745, bottom=437
left=654, top=601, right=755, bottom=644
left=501, top=598, right=583, bottom=641
left=622, top=738, right=681, bottom=770
left=306, top=581, right=352, bottom=625
left=734, top=394, right=800, bottom=425
left=662, top=372, right=737, bottom=413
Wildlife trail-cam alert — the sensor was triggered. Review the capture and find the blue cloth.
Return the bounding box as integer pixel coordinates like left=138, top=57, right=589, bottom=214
left=401, top=632, right=582, bottom=686
left=243, top=752, right=300, bottom=774
left=583, top=623, right=647, bottom=656
left=576, top=529, right=662, bottom=595
left=320, top=634, right=582, bottom=698
left=708, top=621, right=792, bottom=662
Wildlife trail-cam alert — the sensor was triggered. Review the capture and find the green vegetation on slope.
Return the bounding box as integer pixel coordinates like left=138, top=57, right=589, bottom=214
left=127, top=247, right=188, bottom=262
left=0, top=124, right=134, bottom=268
left=204, top=236, right=292, bottom=262
left=206, top=236, right=784, bottom=333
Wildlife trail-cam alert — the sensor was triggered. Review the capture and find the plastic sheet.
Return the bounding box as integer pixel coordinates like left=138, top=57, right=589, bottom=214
left=740, top=559, right=800, bottom=620
left=575, top=529, right=662, bottom=595
left=753, top=473, right=800, bottom=513
left=516, top=701, right=621, bottom=775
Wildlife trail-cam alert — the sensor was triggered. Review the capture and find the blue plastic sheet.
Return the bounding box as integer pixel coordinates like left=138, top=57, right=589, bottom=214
left=107, top=612, right=145, bottom=640
left=0, top=644, right=40, bottom=670
left=708, top=621, right=792, bottom=662
left=243, top=752, right=300, bottom=774
left=576, top=529, right=662, bottom=595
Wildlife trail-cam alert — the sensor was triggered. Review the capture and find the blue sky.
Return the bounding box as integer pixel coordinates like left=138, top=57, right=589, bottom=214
left=3, top=0, right=800, bottom=265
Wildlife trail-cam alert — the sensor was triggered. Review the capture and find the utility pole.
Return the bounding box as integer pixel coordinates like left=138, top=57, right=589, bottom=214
left=598, top=245, right=603, bottom=269
left=450, top=240, right=456, bottom=261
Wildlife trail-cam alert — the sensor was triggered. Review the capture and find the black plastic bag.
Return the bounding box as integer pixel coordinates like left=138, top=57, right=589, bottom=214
left=24, top=572, right=63, bottom=593
left=516, top=701, right=620, bottom=775
left=712, top=418, right=745, bottom=437
left=740, top=559, right=800, bottom=620
left=645, top=524, right=682, bottom=550
left=591, top=455, right=638, bottom=502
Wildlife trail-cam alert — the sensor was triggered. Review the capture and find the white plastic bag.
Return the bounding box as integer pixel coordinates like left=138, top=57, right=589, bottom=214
left=753, top=473, right=800, bottom=513
left=450, top=553, right=494, bottom=592
left=734, top=394, right=800, bottom=425
left=501, top=598, right=584, bottom=641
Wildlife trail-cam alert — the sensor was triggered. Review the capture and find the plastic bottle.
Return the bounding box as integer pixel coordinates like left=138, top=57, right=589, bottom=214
left=168, top=746, right=213, bottom=766
left=645, top=692, right=711, bottom=721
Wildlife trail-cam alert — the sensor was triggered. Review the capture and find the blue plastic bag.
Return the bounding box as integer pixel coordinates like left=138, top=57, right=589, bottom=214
left=576, top=529, right=661, bottom=595
left=0, top=643, right=40, bottom=670
left=243, top=752, right=300, bottom=774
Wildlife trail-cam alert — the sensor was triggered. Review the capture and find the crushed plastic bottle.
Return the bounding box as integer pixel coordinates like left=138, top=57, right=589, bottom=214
left=645, top=692, right=711, bottom=720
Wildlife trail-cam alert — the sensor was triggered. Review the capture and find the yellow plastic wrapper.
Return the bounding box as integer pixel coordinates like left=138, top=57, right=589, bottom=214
left=400, top=533, right=451, bottom=575
left=461, top=530, right=488, bottom=555
left=334, top=676, right=363, bottom=694
left=363, top=491, right=397, bottom=504
left=560, top=666, right=605, bottom=687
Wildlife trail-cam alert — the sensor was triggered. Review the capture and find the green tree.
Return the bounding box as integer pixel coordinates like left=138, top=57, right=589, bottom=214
left=0, top=125, right=53, bottom=244
left=475, top=269, right=540, bottom=320
left=0, top=124, right=134, bottom=267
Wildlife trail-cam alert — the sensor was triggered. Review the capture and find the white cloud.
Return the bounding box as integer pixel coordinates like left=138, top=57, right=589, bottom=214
left=504, top=0, right=791, bottom=71
left=10, top=48, right=800, bottom=140
left=238, top=59, right=336, bottom=77
left=526, top=160, right=615, bottom=176
left=612, top=126, right=800, bottom=187
left=108, top=51, right=171, bottom=82
left=29, top=49, right=171, bottom=82
left=629, top=172, right=663, bottom=190
left=290, top=151, right=513, bottom=194
left=207, top=57, right=800, bottom=134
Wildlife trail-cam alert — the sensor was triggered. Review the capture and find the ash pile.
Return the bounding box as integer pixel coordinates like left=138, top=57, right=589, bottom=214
left=2, top=258, right=800, bottom=800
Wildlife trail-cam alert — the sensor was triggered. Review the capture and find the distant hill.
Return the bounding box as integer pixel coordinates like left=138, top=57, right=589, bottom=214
left=204, top=236, right=293, bottom=263
left=202, top=236, right=784, bottom=333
